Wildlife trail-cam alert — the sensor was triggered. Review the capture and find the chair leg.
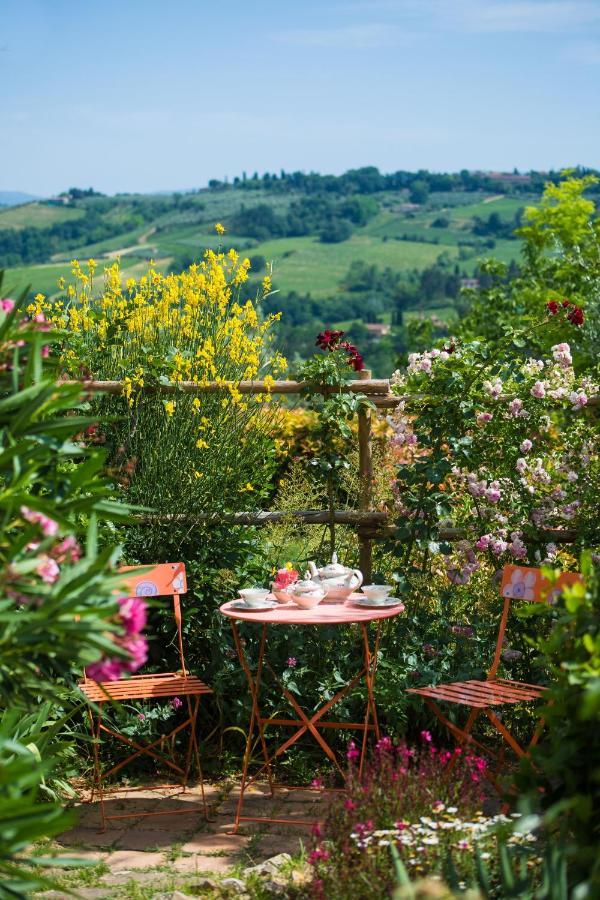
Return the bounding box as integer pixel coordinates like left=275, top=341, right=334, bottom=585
left=187, top=695, right=209, bottom=820
left=90, top=709, right=106, bottom=832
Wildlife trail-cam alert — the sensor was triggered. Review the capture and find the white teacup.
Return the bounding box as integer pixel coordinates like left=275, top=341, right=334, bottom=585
left=361, top=584, right=393, bottom=604
left=239, top=588, right=270, bottom=607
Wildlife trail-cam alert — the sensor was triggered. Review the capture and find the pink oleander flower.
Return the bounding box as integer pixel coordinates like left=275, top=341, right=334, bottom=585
left=122, top=635, right=148, bottom=672
left=20, top=506, right=59, bottom=537
left=118, top=595, right=148, bottom=635
left=531, top=381, right=546, bottom=399
left=0, top=298, right=15, bottom=312
left=171, top=696, right=183, bottom=710
left=37, top=556, right=60, bottom=584
left=520, top=439, right=533, bottom=453
left=52, top=535, right=82, bottom=564
left=86, top=659, right=125, bottom=681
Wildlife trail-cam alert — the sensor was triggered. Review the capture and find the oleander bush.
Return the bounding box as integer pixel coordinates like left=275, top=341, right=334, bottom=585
left=0, top=277, right=135, bottom=895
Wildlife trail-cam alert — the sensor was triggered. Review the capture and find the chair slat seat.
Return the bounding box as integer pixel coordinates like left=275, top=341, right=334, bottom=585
left=407, top=678, right=546, bottom=708
left=80, top=672, right=212, bottom=703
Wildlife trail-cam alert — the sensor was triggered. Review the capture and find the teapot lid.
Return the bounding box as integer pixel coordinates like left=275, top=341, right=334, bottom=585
left=320, top=552, right=347, bottom=577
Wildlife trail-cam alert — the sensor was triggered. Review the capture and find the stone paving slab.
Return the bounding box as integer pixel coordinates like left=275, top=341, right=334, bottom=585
left=103, top=849, right=167, bottom=870
left=181, top=831, right=249, bottom=854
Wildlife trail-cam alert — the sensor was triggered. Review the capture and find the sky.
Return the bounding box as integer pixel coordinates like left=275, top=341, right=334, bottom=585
left=1, top=0, right=599, bottom=195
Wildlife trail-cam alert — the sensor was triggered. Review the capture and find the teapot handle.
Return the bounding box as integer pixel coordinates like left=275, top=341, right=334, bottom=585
left=350, top=569, right=363, bottom=589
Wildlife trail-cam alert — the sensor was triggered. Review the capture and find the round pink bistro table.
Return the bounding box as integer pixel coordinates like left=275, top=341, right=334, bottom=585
left=219, top=596, right=405, bottom=832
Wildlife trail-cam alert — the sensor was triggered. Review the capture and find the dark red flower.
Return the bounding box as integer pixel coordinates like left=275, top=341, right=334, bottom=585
left=443, top=342, right=456, bottom=354
left=567, top=306, right=584, bottom=326
left=562, top=299, right=571, bottom=308
left=316, top=329, right=345, bottom=351
left=340, top=341, right=365, bottom=371
left=546, top=301, right=559, bottom=315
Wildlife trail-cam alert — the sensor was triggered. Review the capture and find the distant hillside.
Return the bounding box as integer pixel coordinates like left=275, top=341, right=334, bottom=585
left=2, top=167, right=597, bottom=375
left=0, top=191, right=40, bottom=207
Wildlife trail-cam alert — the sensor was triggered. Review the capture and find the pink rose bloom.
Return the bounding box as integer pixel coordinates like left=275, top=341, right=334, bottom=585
left=86, top=659, right=125, bottom=682
left=37, top=557, right=60, bottom=584
left=531, top=381, right=546, bottom=399
left=520, top=439, right=533, bottom=453
left=485, top=481, right=502, bottom=503
left=476, top=412, right=493, bottom=426
left=0, top=298, right=15, bottom=312
left=122, top=635, right=148, bottom=672
left=570, top=390, right=588, bottom=410
left=490, top=538, right=508, bottom=556
left=475, top=534, right=492, bottom=550
left=516, top=457, right=528, bottom=475
left=118, top=595, right=148, bottom=635
left=509, top=398, right=523, bottom=416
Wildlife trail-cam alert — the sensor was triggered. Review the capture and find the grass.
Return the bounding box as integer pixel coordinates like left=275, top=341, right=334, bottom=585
left=0, top=201, right=85, bottom=229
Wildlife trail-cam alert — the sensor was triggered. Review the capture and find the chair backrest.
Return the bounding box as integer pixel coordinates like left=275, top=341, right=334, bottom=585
left=118, top=562, right=189, bottom=674
left=488, top=564, right=584, bottom=678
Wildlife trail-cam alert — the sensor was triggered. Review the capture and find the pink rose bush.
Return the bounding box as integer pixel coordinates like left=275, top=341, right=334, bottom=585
left=389, top=323, right=599, bottom=584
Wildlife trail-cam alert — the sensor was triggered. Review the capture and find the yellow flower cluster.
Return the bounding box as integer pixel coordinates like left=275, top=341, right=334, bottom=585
left=45, top=251, right=286, bottom=412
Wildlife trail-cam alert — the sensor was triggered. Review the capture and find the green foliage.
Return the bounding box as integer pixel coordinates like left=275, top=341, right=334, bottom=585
left=0, top=273, right=128, bottom=894
left=513, top=558, right=600, bottom=896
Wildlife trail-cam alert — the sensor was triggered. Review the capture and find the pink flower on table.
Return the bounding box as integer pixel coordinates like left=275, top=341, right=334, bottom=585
left=171, top=696, right=183, bottom=710
left=531, top=381, right=546, bottom=399
left=0, top=298, right=15, bottom=312
left=37, top=556, right=60, bottom=584
left=20, top=506, right=59, bottom=537
left=273, top=566, right=299, bottom=590
left=118, top=595, right=148, bottom=635
left=520, top=439, right=533, bottom=453
left=122, top=635, right=148, bottom=672
left=86, top=659, right=124, bottom=682
left=286, top=656, right=297, bottom=668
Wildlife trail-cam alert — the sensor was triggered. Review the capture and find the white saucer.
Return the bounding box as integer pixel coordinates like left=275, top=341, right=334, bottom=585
left=231, top=599, right=278, bottom=611
left=351, top=596, right=402, bottom=609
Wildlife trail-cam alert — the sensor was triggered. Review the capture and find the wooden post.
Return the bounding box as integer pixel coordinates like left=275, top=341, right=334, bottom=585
left=357, top=370, right=374, bottom=582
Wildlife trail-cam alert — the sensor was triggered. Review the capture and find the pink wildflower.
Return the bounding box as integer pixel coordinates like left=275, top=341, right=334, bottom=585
left=171, top=696, right=183, bottom=710
left=347, top=740, right=360, bottom=761
left=286, top=656, right=297, bottom=667
left=420, top=730, right=432, bottom=743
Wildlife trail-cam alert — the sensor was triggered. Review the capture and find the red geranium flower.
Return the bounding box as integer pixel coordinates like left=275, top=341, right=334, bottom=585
left=316, top=329, right=345, bottom=351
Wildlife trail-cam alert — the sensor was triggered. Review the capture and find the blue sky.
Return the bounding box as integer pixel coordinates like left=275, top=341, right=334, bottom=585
left=1, top=0, right=599, bottom=195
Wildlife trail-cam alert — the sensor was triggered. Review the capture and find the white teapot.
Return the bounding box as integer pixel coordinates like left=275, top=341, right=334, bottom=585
left=306, top=553, right=363, bottom=602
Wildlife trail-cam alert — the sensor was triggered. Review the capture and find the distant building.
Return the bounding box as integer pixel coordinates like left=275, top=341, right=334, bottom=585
left=365, top=323, right=391, bottom=339
left=460, top=277, right=480, bottom=290
left=487, top=172, right=532, bottom=185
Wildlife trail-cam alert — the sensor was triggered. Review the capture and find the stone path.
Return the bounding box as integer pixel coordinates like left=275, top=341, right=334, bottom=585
left=42, top=781, right=318, bottom=897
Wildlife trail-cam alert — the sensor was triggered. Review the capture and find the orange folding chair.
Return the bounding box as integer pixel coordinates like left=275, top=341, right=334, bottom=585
left=407, top=564, right=583, bottom=781
left=80, top=562, right=212, bottom=829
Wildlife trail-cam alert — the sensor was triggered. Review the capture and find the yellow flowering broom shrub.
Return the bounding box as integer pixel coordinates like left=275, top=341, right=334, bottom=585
left=43, top=247, right=287, bottom=536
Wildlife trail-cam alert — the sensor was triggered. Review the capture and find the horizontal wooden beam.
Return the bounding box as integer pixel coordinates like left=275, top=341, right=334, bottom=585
left=138, top=509, right=579, bottom=543
left=67, top=378, right=392, bottom=397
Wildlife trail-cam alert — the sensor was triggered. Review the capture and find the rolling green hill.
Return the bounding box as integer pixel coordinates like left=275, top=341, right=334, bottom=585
left=1, top=167, right=556, bottom=374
